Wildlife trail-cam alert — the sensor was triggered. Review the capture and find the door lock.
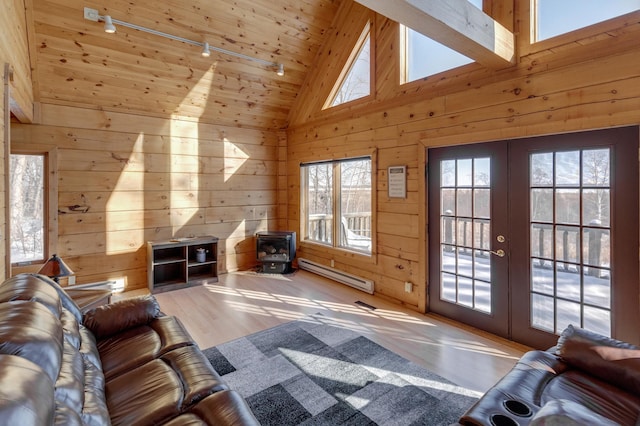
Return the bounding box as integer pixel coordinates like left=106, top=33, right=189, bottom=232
left=490, top=249, right=506, bottom=257
left=496, top=235, right=506, bottom=243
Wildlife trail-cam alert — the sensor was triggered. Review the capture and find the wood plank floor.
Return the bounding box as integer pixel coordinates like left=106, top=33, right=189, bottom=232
left=144, top=270, right=530, bottom=393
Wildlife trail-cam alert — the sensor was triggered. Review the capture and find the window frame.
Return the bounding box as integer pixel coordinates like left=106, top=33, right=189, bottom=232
left=522, top=1, right=640, bottom=56
left=300, top=153, right=377, bottom=262
left=323, top=21, right=374, bottom=110
left=10, top=147, right=58, bottom=268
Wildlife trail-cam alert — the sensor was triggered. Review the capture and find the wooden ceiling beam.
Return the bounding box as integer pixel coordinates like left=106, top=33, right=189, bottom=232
left=354, top=0, right=515, bottom=68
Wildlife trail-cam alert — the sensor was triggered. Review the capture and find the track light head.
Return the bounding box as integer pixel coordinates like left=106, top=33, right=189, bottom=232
left=201, top=42, right=211, bottom=58
left=103, top=15, right=116, bottom=33
left=276, top=63, right=285, bottom=76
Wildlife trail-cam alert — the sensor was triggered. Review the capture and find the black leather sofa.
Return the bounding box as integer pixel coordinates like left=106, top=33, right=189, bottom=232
left=459, top=325, right=640, bottom=425
left=0, top=273, right=259, bottom=425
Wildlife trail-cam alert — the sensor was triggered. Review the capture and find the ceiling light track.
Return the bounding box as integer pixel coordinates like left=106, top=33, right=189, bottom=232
left=83, top=7, right=284, bottom=76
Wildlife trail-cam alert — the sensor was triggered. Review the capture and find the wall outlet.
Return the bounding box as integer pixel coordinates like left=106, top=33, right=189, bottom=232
left=330, top=259, right=335, bottom=267
left=404, top=281, right=412, bottom=293
left=68, top=275, right=76, bottom=285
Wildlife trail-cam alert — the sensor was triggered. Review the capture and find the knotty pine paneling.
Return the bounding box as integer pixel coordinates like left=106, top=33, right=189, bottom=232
left=1, top=0, right=33, bottom=122
left=12, top=103, right=280, bottom=290
left=30, top=0, right=340, bottom=130
left=287, top=2, right=640, bottom=311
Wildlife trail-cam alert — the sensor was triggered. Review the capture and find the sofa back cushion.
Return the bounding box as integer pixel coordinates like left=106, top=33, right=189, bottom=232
left=0, top=274, right=62, bottom=317
left=0, top=302, right=64, bottom=383
left=556, top=325, right=640, bottom=395
left=0, top=355, right=55, bottom=424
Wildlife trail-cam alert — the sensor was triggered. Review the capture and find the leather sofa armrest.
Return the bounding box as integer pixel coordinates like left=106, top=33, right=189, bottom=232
left=83, top=295, right=161, bottom=339
left=530, top=399, right=619, bottom=425
left=556, top=324, right=640, bottom=395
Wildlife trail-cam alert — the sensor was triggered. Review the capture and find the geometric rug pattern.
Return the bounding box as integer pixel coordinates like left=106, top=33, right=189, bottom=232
left=203, top=314, right=481, bottom=425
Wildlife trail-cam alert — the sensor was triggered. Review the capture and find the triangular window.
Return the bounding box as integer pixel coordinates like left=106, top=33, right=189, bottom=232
left=325, top=24, right=371, bottom=109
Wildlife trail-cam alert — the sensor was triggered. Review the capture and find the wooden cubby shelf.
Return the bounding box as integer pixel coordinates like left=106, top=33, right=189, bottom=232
left=147, top=236, right=218, bottom=293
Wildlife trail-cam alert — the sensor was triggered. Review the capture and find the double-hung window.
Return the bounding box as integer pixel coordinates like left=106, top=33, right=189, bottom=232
left=301, top=157, right=373, bottom=254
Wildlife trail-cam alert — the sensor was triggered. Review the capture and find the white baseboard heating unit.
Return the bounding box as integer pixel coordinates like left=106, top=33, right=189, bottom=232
left=297, top=258, right=374, bottom=294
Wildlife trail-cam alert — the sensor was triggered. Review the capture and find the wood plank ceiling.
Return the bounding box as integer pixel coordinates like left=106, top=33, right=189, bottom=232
left=30, top=0, right=340, bottom=130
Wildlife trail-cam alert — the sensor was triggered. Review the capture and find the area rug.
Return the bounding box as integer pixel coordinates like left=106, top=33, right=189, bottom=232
left=203, top=315, right=481, bottom=425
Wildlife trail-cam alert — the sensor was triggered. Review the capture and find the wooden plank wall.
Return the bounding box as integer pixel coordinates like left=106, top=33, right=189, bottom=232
left=286, top=0, right=640, bottom=311
left=1, top=0, right=34, bottom=280
left=12, top=104, right=279, bottom=289
left=1, top=0, right=34, bottom=122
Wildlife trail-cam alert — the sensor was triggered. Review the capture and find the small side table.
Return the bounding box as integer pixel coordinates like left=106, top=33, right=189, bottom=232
left=66, top=288, right=112, bottom=313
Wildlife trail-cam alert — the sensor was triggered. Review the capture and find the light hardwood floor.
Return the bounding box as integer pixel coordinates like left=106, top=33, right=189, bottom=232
left=135, top=270, right=530, bottom=393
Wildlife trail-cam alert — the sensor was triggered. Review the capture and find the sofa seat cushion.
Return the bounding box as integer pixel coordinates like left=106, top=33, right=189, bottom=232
left=98, top=316, right=194, bottom=380
left=106, top=358, right=184, bottom=426
left=161, top=346, right=228, bottom=405
left=105, top=345, right=230, bottom=425
left=541, top=369, right=640, bottom=425
left=530, top=399, right=620, bottom=426
left=162, top=390, right=259, bottom=426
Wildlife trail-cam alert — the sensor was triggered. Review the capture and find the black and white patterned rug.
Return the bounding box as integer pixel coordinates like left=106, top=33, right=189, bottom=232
left=203, top=315, right=481, bottom=425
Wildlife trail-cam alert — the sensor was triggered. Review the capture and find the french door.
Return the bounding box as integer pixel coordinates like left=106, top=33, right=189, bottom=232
left=428, top=127, right=639, bottom=348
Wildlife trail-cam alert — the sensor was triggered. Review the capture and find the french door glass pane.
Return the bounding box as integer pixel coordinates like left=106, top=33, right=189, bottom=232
left=439, top=157, right=492, bottom=313
left=529, top=149, right=612, bottom=336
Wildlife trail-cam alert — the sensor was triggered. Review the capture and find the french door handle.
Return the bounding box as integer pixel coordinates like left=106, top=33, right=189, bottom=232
left=490, top=249, right=506, bottom=258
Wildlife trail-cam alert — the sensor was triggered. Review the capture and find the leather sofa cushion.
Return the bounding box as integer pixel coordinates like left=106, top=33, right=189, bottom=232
left=105, top=345, right=230, bottom=425
left=83, top=295, right=160, bottom=339
left=0, top=302, right=63, bottom=383
left=0, top=274, right=62, bottom=317
left=165, top=391, right=262, bottom=426
left=556, top=325, right=640, bottom=395
left=0, top=355, right=55, bottom=424
left=531, top=399, right=620, bottom=426
left=29, top=274, right=84, bottom=323
left=98, top=315, right=194, bottom=380
left=541, top=369, right=640, bottom=425
left=106, top=358, right=184, bottom=426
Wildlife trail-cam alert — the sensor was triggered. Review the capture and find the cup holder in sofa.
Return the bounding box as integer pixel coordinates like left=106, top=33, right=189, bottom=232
left=503, top=399, right=532, bottom=417
left=490, top=414, right=518, bottom=426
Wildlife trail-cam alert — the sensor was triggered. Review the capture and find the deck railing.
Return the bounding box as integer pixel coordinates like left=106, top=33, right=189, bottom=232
left=442, top=215, right=609, bottom=275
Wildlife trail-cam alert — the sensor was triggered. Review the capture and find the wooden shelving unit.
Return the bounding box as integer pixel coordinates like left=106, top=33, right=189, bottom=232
left=147, top=236, right=218, bottom=293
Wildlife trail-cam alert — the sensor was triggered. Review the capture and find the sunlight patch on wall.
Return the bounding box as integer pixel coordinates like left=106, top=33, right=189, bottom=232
left=106, top=133, right=145, bottom=254
left=167, top=66, right=218, bottom=234
left=224, top=136, right=249, bottom=182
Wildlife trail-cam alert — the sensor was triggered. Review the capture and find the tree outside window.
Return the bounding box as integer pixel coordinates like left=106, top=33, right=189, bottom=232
left=10, top=153, right=46, bottom=264
left=302, top=158, right=372, bottom=254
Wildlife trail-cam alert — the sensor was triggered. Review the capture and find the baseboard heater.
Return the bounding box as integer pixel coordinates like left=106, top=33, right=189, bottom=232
left=297, top=258, right=374, bottom=294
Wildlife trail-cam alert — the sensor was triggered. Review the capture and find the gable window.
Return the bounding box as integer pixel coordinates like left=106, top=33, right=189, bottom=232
left=402, top=27, right=475, bottom=83
left=325, top=24, right=371, bottom=108
left=301, top=157, right=372, bottom=254
left=533, top=0, right=640, bottom=42
left=10, top=153, right=47, bottom=265
left=401, top=0, right=481, bottom=83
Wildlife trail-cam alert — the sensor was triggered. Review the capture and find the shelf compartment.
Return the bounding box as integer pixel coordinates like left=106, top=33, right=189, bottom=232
left=153, top=262, right=187, bottom=288
left=188, top=263, right=218, bottom=282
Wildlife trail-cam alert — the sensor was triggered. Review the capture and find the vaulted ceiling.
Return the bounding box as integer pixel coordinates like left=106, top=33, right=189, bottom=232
left=30, top=0, right=340, bottom=130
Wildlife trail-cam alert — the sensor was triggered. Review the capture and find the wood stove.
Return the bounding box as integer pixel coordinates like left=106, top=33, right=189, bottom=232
left=256, top=231, right=296, bottom=273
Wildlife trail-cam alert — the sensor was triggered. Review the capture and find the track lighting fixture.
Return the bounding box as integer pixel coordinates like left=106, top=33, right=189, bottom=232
left=201, top=42, right=211, bottom=58
left=83, top=7, right=284, bottom=76
left=103, top=15, right=116, bottom=33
